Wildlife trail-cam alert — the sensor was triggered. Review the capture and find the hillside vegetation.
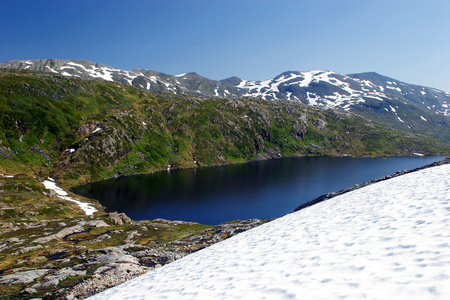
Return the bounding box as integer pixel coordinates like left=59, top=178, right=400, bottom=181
left=0, top=69, right=449, bottom=187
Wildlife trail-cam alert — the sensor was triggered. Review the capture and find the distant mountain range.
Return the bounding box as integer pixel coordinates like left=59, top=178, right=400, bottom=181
left=1, top=59, right=449, bottom=141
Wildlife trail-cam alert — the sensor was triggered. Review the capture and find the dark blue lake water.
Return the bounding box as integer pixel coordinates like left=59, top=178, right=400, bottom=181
left=73, top=156, right=443, bottom=224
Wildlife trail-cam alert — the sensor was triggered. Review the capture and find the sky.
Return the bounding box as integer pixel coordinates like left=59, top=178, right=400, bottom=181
left=2, top=0, right=449, bottom=91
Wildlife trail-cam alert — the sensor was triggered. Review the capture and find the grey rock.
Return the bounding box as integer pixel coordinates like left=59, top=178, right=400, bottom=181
left=133, top=248, right=185, bottom=267
left=108, top=212, right=132, bottom=225
left=88, top=233, right=111, bottom=244
left=22, top=287, right=38, bottom=294
left=0, top=269, right=49, bottom=284
left=14, top=245, right=43, bottom=255
left=31, top=267, right=86, bottom=288
left=124, top=231, right=141, bottom=244
left=69, top=263, right=149, bottom=299
left=93, top=262, right=148, bottom=277
left=108, top=212, right=123, bottom=225
left=3, top=237, right=20, bottom=243
left=1, top=222, right=13, bottom=228
left=0, top=146, right=17, bottom=159
left=32, top=225, right=85, bottom=244
left=84, top=219, right=110, bottom=228
left=86, top=246, right=139, bottom=264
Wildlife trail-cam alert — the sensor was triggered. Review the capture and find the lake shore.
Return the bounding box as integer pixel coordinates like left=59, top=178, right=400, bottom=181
left=0, top=156, right=447, bottom=299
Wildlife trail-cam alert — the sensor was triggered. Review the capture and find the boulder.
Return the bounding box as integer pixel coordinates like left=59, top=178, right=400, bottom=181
left=86, top=246, right=139, bottom=264
left=32, top=225, right=85, bottom=244
left=85, top=220, right=109, bottom=228
left=31, top=267, right=86, bottom=288
left=0, top=269, right=49, bottom=285
left=108, top=212, right=132, bottom=225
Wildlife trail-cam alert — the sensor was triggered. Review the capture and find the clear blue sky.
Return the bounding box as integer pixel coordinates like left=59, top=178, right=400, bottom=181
left=2, top=0, right=449, bottom=91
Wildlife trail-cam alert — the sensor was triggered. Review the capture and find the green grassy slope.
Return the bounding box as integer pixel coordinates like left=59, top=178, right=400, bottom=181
left=1, top=69, right=449, bottom=187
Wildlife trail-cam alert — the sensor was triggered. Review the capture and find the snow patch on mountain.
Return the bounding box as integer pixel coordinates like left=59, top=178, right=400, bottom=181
left=2, top=59, right=450, bottom=119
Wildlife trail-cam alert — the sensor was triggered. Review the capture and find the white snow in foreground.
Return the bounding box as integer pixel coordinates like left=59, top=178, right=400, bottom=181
left=42, top=179, right=97, bottom=216
left=89, top=164, right=450, bottom=299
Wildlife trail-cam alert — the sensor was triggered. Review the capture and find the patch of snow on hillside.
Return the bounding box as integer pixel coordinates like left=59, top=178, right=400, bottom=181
left=306, top=92, right=318, bottom=105
left=91, top=68, right=114, bottom=81
left=67, top=62, right=88, bottom=69
left=420, top=116, right=427, bottom=121
left=365, top=95, right=384, bottom=101
left=45, top=66, right=59, bottom=73
left=387, top=86, right=402, bottom=92
left=397, top=116, right=405, bottom=123
left=43, top=179, right=97, bottom=216
left=89, top=164, right=450, bottom=300
left=0, top=174, right=14, bottom=178
left=297, top=71, right=315, bottom=87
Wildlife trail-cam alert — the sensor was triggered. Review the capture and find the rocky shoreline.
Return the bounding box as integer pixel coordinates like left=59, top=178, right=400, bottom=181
left=0, top=173, right=266, bottom=300
left=1, top=213, right=264, bottom=299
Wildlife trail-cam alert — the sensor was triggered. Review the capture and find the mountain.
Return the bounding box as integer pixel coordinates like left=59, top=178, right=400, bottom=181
left=1, top=69, right=448, bottom=186
left=2, top=59, right=449, bottom=142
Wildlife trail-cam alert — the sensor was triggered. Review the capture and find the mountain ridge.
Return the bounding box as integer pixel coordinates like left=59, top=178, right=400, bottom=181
left=1, top=59, right=449, bottom=143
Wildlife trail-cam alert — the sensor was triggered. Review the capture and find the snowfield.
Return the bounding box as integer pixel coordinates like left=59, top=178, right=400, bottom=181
left=89, top=163, right=450, bottom=299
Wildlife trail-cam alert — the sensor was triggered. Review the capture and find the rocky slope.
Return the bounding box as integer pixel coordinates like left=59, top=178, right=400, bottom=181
left=0, top=173, right=265, bottom=299
left=2, top=59, right=449, bottom=142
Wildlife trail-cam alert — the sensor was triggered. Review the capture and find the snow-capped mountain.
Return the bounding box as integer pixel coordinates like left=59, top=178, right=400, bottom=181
left=2, top=59, right=449, bottom=141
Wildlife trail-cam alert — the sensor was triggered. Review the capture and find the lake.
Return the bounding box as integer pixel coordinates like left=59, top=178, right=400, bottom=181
left=73, top=156, right=443, bottom=224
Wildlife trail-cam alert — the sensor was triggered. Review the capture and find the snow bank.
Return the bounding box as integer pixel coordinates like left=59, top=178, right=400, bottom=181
left=89, top=164, right=450, bottom=299
left=42, top=178, right=97, bottom=216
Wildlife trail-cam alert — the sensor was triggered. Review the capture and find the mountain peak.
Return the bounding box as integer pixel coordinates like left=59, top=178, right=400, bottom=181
left=220, top=76, right=242, bottom=85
